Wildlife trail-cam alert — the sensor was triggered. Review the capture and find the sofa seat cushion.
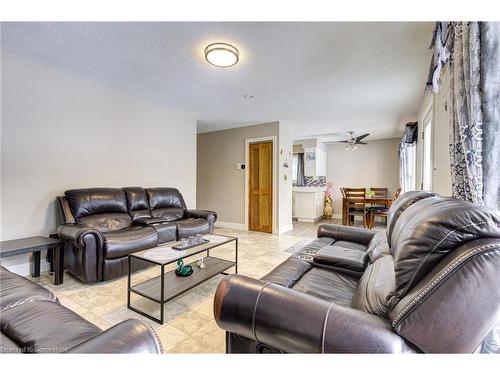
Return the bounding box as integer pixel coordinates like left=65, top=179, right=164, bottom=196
left=261, top=257, right=312, bottom=288
left=151, top=208, right=185, bottom=221
left=150, top=222, right=177, bottom=244
left=77, top=213, right=132, bottom=232
left=103, top=226, right=157, bottom=259
left=0, top=300, right=101, bottom=353
left=0, top=266, right=58, bottom=312
left=291, top=268, right=358, bottom=307
left=313, top=245, right=368, bottom=272
left=175, top=218, right=210, bottom=238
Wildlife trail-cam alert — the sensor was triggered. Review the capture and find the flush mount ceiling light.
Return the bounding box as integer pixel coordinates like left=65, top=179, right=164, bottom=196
left=204, top=42, right=239, bottom=67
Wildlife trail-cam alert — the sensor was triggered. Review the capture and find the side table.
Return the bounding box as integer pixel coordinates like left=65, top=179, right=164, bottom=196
left=0, top=236, right=64, bottom=285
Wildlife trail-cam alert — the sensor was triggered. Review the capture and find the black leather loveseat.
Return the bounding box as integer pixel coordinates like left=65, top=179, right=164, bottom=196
left=57, top=187, right=217, bottom=283
left=0, top=266, right=162, bottom=353
left=214, top=191, right=500, bottom=353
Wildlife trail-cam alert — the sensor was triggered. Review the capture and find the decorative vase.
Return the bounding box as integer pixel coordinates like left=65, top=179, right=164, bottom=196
left=323, top=199, right=333, bottom=218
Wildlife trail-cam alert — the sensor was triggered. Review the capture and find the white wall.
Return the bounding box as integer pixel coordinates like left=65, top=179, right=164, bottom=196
left=326, top=139, right=400, bottom=215
left=416, top=65, right=452, bottom=196
left=1, top=51, right=197, bottom=274
left=278, top=123, right=293, bottom=233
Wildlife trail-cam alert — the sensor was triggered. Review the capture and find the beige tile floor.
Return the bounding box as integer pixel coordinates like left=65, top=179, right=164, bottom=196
left=32, top=218, right=379, bottom=353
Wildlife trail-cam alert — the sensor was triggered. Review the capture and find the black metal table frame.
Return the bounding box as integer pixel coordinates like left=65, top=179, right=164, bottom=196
left=127, top=235, right=238, bottom=324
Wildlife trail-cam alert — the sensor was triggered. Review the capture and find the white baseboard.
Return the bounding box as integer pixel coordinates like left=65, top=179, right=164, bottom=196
left=215, top=221, right=246, bottom=230
left=297, top=216, right=323, bottom=223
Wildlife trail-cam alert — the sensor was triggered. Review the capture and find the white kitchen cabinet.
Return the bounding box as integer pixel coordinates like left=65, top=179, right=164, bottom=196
left=292, top=188, right=325, bottom=222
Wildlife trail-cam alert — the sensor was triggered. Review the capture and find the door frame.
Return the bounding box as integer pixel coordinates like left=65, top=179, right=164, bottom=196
left=244, top=136, right=277, bottom=234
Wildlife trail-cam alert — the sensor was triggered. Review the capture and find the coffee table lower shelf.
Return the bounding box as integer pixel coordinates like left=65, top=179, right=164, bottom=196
left=128, top=256, right=235, bottom=324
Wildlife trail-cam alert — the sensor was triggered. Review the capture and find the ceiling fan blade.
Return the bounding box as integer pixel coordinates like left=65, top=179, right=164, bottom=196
left=355, top=133, right=370, bottom=142
left=357, top=141, right=368, bottom=145
left=338, top=140, right=349, bottom=143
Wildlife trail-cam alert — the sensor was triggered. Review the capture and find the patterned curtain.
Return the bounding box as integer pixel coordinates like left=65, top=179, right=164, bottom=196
left=429, top=22, right=500, bottom=209
left=296, top=153, right=305, bottom=186
left=448, top=22, right=484, bottom=204
left=480, top=23, right=500, bottom=212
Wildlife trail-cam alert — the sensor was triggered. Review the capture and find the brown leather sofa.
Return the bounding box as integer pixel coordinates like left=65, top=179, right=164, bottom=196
left=0, top=266, right=162, bottom=353
left=214, top=191, right=500, bottom=353
left=57, top=187, right=217, bottom=283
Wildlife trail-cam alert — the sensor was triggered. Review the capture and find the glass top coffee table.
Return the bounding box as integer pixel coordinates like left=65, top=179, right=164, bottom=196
left=127, top=234, right=238, bottom=324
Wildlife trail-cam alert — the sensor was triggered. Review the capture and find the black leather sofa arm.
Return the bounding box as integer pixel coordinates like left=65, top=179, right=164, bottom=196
left=317, top=224, right=376, bottom=246
left=214, top=275, right=416, bottom=353
left=185, top=209, right=217, bottom=223
left=57, top=224, right=103, bottom=248
left=68, top=319, right=163, bottom=353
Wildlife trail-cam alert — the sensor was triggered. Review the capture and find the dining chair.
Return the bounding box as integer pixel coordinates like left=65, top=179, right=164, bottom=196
left=369, top=187, right=388, bottom=198
left=368, top=187, right=401, bottom=229
left=344, top=187, right=368, bottom=228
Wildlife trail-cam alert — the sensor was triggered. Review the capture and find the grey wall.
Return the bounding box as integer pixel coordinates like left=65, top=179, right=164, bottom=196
left=326, top=139, right=401, bottom=215
left=197, top=122, right=279, bottom=226
left=1, top=52, right=197, bottom=273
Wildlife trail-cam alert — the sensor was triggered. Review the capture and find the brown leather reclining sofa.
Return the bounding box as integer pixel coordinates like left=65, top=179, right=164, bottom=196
left=0, top=265, right=162, bottom=353
left=214, top=191, right=500, bottom=353
left=57, top=187, right=217, bottom=283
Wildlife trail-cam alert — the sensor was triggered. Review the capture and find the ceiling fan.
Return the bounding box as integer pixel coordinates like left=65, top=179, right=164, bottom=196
left=339, top=131, right=370, bottom=146
left=331, top=131, right=370, bottom=151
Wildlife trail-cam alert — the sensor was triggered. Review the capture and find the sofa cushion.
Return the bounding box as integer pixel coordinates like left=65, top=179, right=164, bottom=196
left=314, top=245, right=368, bottom=272
left=150, top=222, right=177, bottom=244
left=176, top=218, right=210, bottom=238
left=291, top=267, right=358, bottom=307
left=391, top=196, right=500, bottom=298
left=146, top=187, right=187, bottom=210
left=0, top=266, right=58, bottom=312
left=261, top=257, right=312, bottom=288
left=366, top=231, right=391, bottom=263
left=123, top=187, right=151, bottom=220
left=386, top=190, right=439, bottom=247
left=65, top=188, right=128, bottom=220
left=77, top=213, right=133, bottom=232
left=151, top=207, right=185, bottom=221
left=103, top=226, right=158, bottom=259
left=0, top=300, right=101, bottom=353
left=351, top=254, right=396, bottom=317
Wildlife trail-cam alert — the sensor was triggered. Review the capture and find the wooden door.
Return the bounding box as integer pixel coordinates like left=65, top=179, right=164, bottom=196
left=249, top=141, right=273, bottom=233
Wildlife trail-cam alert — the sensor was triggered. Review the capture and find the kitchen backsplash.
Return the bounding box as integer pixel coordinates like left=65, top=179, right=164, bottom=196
left=303, top=176, right=326, bottom=187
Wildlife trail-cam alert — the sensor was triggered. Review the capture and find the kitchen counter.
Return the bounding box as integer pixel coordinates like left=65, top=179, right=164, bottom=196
left=292, top=186, right=326, bottom=193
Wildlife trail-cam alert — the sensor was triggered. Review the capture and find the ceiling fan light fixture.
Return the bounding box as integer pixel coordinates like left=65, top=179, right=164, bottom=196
left=205, top=42, right=239, bottom=67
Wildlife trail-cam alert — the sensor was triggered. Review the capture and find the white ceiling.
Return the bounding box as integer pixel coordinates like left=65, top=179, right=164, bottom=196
left=1, top=22, right=433, bottom=139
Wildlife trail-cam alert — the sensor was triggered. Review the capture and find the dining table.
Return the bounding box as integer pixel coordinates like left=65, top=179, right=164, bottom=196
left=341, top=196, right=394, bottom=226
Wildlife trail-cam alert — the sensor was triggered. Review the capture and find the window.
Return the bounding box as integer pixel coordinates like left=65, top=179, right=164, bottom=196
left=422, top=119, right=433, bottom=191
